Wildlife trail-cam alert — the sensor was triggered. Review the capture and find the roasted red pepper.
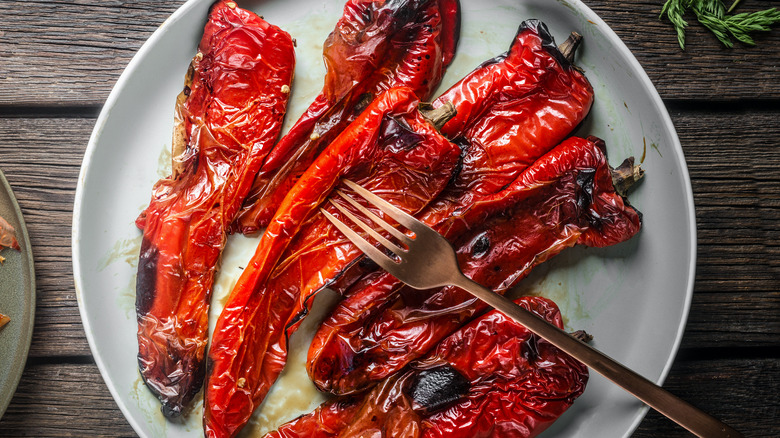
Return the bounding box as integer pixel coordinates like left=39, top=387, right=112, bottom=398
left=323, top=19, right=594, bottom=299
left=309, top=136, right=641, bottom=395
left=269, top=297, right=588, bottom=438
left=204, top=87, right=460, bottom=438
left=231, top=0, right=460, bottom=234
left=306, top=20, right=598, bottom=394
left=135, top=1, right=295, bottom=417
left=434, top=20, right=592, bottom=188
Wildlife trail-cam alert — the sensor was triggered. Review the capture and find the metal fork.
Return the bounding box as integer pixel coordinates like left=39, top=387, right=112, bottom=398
left=321, top=179, right=741, bottom=438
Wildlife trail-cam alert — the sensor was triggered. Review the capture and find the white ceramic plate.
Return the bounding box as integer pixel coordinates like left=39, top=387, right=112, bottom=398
left=73, top=0, right=695, bottom=437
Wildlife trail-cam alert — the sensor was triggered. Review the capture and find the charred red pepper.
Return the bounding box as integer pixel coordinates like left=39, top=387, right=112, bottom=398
left=309, top=136, right=641, bottom=395
left=323, top=19, right=594, bottom=300
left=231, top=0, right=460, bottom=234
left=269, top=297, right=588, bottom=438
left=306, top=20, right=598, bottom=394
left=135, top=1, right=295, bottom=417
left=204, top=87, right=460, bottom=438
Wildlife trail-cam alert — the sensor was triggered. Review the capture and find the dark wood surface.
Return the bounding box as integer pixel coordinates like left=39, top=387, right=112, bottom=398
left=0, top=0, right=778, bottom=436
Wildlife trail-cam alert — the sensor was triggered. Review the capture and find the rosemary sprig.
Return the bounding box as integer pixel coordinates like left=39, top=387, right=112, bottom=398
left=660, top=0, right=780, bottom=49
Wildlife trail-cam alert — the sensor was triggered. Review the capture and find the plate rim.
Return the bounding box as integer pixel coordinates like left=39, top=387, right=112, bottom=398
left=71, top=0, right=697, bottom=436
left=0, top=168, right=37, bottom=420
left=570, top=2, right=696, bottom=435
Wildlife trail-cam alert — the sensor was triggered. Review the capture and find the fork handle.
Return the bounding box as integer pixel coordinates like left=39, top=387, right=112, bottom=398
left=451, top=275, right=742, bottom=438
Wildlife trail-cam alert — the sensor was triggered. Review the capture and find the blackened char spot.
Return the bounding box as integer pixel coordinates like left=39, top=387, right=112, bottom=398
left=576, top=168, right=596, bottom=212
left=522, top=334, right=541, bottom=362
left=381, top=115, right=425, bottom=151
left=353, top=92, right=374, bottom=115
left=358, top=255, right=379, bottom=270
left=136, top=238, right=159, bottom=316
left=385, top=0, right=418, bottom=25
left=407, top=365, right=470, bottom=415
left=471, top=232, right=490, bottom=258
left=445, top=137, right=469, bottom=188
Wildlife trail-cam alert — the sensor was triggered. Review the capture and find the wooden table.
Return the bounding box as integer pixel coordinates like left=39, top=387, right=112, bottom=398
left=0, top=1, right=777, bottom=436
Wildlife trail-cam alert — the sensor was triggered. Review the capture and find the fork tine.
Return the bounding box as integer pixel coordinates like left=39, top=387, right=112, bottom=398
left=320, top=208, right=400, bottom=270
left=327, top=199, right=406, bottom=257
left=342, top=179, right=424, bottom=233
left=335, top=189, right=414, bottom=246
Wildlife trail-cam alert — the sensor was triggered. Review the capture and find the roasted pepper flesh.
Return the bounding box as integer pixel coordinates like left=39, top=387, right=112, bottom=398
left=269, top=297, right=588, bottom=438
left=307, top=20, right=599, bottom=394
left=324, top=19, right=593, bottom=298
left=135, top=1, right=295, bottom=417
left=231, top=0, right=460, bottom=234
left=309, top=136, right=641, bottom=395
left=204, top=87, right=460, bottom=438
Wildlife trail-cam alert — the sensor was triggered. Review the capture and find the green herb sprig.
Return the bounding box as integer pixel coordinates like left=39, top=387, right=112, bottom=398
left=661, top=0, right=780, bottom=49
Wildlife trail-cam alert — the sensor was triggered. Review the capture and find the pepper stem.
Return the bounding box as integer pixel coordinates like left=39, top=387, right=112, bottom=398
left=611, top=157, right=645, bottom=197
left=558, top=32, right=583, bottom=64
left=419, top=102, right=457, bottom=131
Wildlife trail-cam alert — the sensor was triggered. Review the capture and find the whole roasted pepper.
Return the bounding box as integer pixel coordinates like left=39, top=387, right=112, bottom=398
left=231, top=0, right=460, bottom=234
left=204, top=87, right=461, bottom=438
left=135, top=1, right=295, bottom=417
left=309, top=136, right=641, bottom=395
left=269, top=297, right=588, bottom=438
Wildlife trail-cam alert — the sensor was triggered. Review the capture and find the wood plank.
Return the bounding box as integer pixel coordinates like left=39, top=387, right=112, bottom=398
left=0, top=359, right=774, bottom=437
left=0, top=0, right=181, bottom=107
left=633, top=357, right=780, bottom=437
left=587, top=0, right=780, bottom=102
left=0, top=0, right=779, bottom=106
left=0, top=108, right=778, bottom=357
left=0, top=117, right=94, bottom=357
left=0, top=363, right=136, bottom=437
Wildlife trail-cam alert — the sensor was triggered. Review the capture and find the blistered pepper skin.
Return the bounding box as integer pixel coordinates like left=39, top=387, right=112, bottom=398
left=268, top=297, right=588, bottom=438
left=308, top=20, right=600, bottom=395
left=231, top=0, right=460, bottom=234
left=204, top=87, right=460, bottom=438
left=134, top=1, right=295, bottom=417
left=309, top=136, right=641, bottom=395
left=323, top=19, right=594, bottom=298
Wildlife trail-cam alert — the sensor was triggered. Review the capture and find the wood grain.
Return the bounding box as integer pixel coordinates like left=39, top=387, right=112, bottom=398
left=0, top=0, right=779, bottom=106
left=633, top=357, right=780, bottom=437
left=0, top=363, right=137, bottom=437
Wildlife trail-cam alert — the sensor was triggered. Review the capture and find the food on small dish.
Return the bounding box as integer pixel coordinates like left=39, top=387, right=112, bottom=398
left=0, top=215, right=20, bottom=253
